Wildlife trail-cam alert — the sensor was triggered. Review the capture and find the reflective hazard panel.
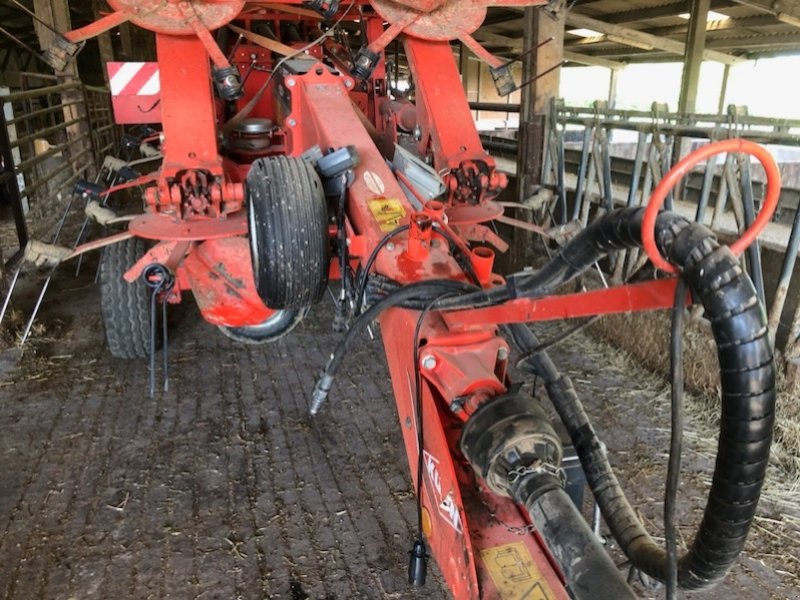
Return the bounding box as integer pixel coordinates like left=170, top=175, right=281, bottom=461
left=368, top=198, right=405, bottom=232
left=107, top=62, right=162, bottom=124
left=480, top=542, right=556, bottom=600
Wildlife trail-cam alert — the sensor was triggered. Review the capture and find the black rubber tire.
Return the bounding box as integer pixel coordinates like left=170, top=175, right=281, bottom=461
left=99, top=237, right=152, bottom=359
left=218, top=307, right=308, bottom=344
left=246, top=155, right=329, bottom=309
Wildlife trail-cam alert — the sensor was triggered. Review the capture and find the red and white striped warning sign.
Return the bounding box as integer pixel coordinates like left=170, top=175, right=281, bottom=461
left=106, top=62, right=162, bottom=125
left=109, top=62, right=160, bottom=96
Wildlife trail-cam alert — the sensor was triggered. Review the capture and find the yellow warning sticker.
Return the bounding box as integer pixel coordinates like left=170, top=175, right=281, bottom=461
left=480, top=543, right=555, bottom=600
left=368, top=198, right=406, bottom=232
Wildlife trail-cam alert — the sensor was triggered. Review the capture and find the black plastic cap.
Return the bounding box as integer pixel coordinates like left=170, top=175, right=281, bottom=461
left=213, top=66, right=244, bottom=101
left=351, top=47, right=380, bottom=81
left=408, top=540, right=428, bottom=587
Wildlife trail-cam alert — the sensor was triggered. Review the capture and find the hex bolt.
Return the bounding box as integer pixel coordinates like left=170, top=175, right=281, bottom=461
left=287, top=78, right=296, bottom=87
left=386, top=242, right=395, bottom=251
left=421, top=355, right=437, bottom=370
left=497, top=346, right=509, bottom=361
left=287, top=118, right=297, bottom=127
left=449, top=396, right=466, bottom=412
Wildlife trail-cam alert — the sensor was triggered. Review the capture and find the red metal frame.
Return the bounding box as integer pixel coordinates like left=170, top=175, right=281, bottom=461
left=404, top=38, right=508, bottom=211
left=63, top=2, right=781, bottom=598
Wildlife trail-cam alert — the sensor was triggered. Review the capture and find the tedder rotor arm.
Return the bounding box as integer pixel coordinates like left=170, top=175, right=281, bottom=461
left=60, top=0, right=781, bottom=597
left=301, top=7, right=780, bottom=596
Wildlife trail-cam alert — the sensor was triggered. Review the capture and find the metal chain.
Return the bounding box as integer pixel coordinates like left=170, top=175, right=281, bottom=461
left=507, top=460, right=567, bottom=487
left=475, top=460, right=567, bottom=536
left=476, top=486, right=537, bottom=536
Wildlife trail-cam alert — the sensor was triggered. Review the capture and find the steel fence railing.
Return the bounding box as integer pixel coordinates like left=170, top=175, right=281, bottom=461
left=480, top=98, right=800, bottom=376
left=0, top=76, right=121, bottom=265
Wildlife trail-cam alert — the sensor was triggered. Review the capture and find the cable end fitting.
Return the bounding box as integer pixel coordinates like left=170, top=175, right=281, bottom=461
left=351, top=47, right=380, bottom=81
left=408, top=540, right=428, bottom=587
left=310, top=373, right=335, bottom=415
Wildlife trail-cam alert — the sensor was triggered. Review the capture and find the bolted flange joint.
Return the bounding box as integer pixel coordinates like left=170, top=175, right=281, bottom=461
left=460, top=392, right=563, bottom=500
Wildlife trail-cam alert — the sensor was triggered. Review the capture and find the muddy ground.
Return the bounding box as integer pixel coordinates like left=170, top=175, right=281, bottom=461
left=0, top=255, right=798, bottom=599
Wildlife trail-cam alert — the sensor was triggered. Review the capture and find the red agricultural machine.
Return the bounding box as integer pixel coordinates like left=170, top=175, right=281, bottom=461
left=27, top=0, right=781, bottom=597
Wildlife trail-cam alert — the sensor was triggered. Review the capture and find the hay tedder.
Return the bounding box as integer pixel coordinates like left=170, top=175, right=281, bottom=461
left=25, top=0, right=781, bottom=597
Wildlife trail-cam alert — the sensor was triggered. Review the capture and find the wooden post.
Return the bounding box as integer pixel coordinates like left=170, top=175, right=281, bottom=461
left=607, top=67, right=619, bottom=108
left=93, top=0, right=116, bottom=84
left=673, top=0, right=711, bottom=180
left=33, top=0, right=96, bottom=174
left=512, top=6, right=564, bottom=268
left=119, top=22, right=134, bottom=59
left=678, top=0, right=711, bottom=115
left=718, top=63, right=731, bottom=115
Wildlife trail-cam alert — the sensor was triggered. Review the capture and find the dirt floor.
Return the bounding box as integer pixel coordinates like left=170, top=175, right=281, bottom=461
left=1, top=255, right=799, bottom=599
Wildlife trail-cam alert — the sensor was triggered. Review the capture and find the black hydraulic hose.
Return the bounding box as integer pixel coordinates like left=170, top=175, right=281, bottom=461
left=507, top=209, right=775, bottom=590
left=356, top=223, right=481, bottom=314
left=435, top=207, right=681, bottom=311
left=666, top=277, right=688, bottom=599
left=355, top=224, right=410, bottom=312
left=310, top=279, right=477, bottom=414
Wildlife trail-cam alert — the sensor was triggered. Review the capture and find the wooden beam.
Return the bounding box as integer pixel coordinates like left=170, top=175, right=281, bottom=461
left=564, top=12, right=744, bottom=64
left=21, top=50, right=33, bottom=70
left=705, top=31, right=800, bottom=48
left=730, top=0, right=800, bottom=26
left=563, top=50, right=625, bottom=69
left=602, top=1, right=689, bottom=24
left=602, top=0, right=730, bottom=24
left=473, top=30, right=523, bottom=51
left=644, top=14, right=781, bottom=37
left=0, top=47, right=13, bottom=73
left=475, top=30, right=624, bottom=68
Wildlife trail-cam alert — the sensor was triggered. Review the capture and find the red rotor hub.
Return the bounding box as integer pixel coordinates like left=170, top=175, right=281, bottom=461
left=106, top=0, right=245, bottom=35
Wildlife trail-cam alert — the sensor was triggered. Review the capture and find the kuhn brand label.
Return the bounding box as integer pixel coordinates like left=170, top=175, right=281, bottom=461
left=423, top=450, right=462, bottom=533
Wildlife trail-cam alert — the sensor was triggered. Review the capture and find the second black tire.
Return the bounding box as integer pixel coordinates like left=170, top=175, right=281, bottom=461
left=246, top=156, right=329, bottom=309
left=99, top=236, right=153, bottom=359
left=217, top=307, right=308, bottom=344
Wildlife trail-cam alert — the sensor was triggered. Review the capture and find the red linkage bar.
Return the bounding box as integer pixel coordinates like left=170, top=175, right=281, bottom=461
left=442, top=278, right=686, bottom=332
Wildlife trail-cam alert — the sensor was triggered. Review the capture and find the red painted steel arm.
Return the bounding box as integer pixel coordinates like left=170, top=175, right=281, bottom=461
left=403, top=37, right=507, bottom=206
left=64, top=11, right=132, bottom=42
left=155, top=34, right=222, bottom=180
left=442, top=279, right=688, bottom=331
left=403, top=38, right=490, bottom=173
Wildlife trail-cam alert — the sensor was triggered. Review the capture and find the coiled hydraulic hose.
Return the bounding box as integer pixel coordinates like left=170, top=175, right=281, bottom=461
left=508, top=207, right=775, bottom=590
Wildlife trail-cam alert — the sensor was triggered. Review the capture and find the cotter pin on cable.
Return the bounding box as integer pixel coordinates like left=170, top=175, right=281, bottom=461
left=142, top=263, right=174, bottom=397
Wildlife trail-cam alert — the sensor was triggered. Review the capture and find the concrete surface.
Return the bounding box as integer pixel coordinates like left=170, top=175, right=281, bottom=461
left=0, top=261, right=797, bottom=599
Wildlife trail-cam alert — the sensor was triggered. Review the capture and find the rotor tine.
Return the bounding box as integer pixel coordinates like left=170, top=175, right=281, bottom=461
left=77, top=171, right=119, bottom=277
left=162, top=299, right=169, bottom=392
left=20, top=188, right=78, bottom=345
left=19, top=269, right=55, bottom=346
left=73, top=209, right=93, bottom=277
left=149, top=285, right=157, bottom=398
left=0, top=267, right=22, bottom=326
